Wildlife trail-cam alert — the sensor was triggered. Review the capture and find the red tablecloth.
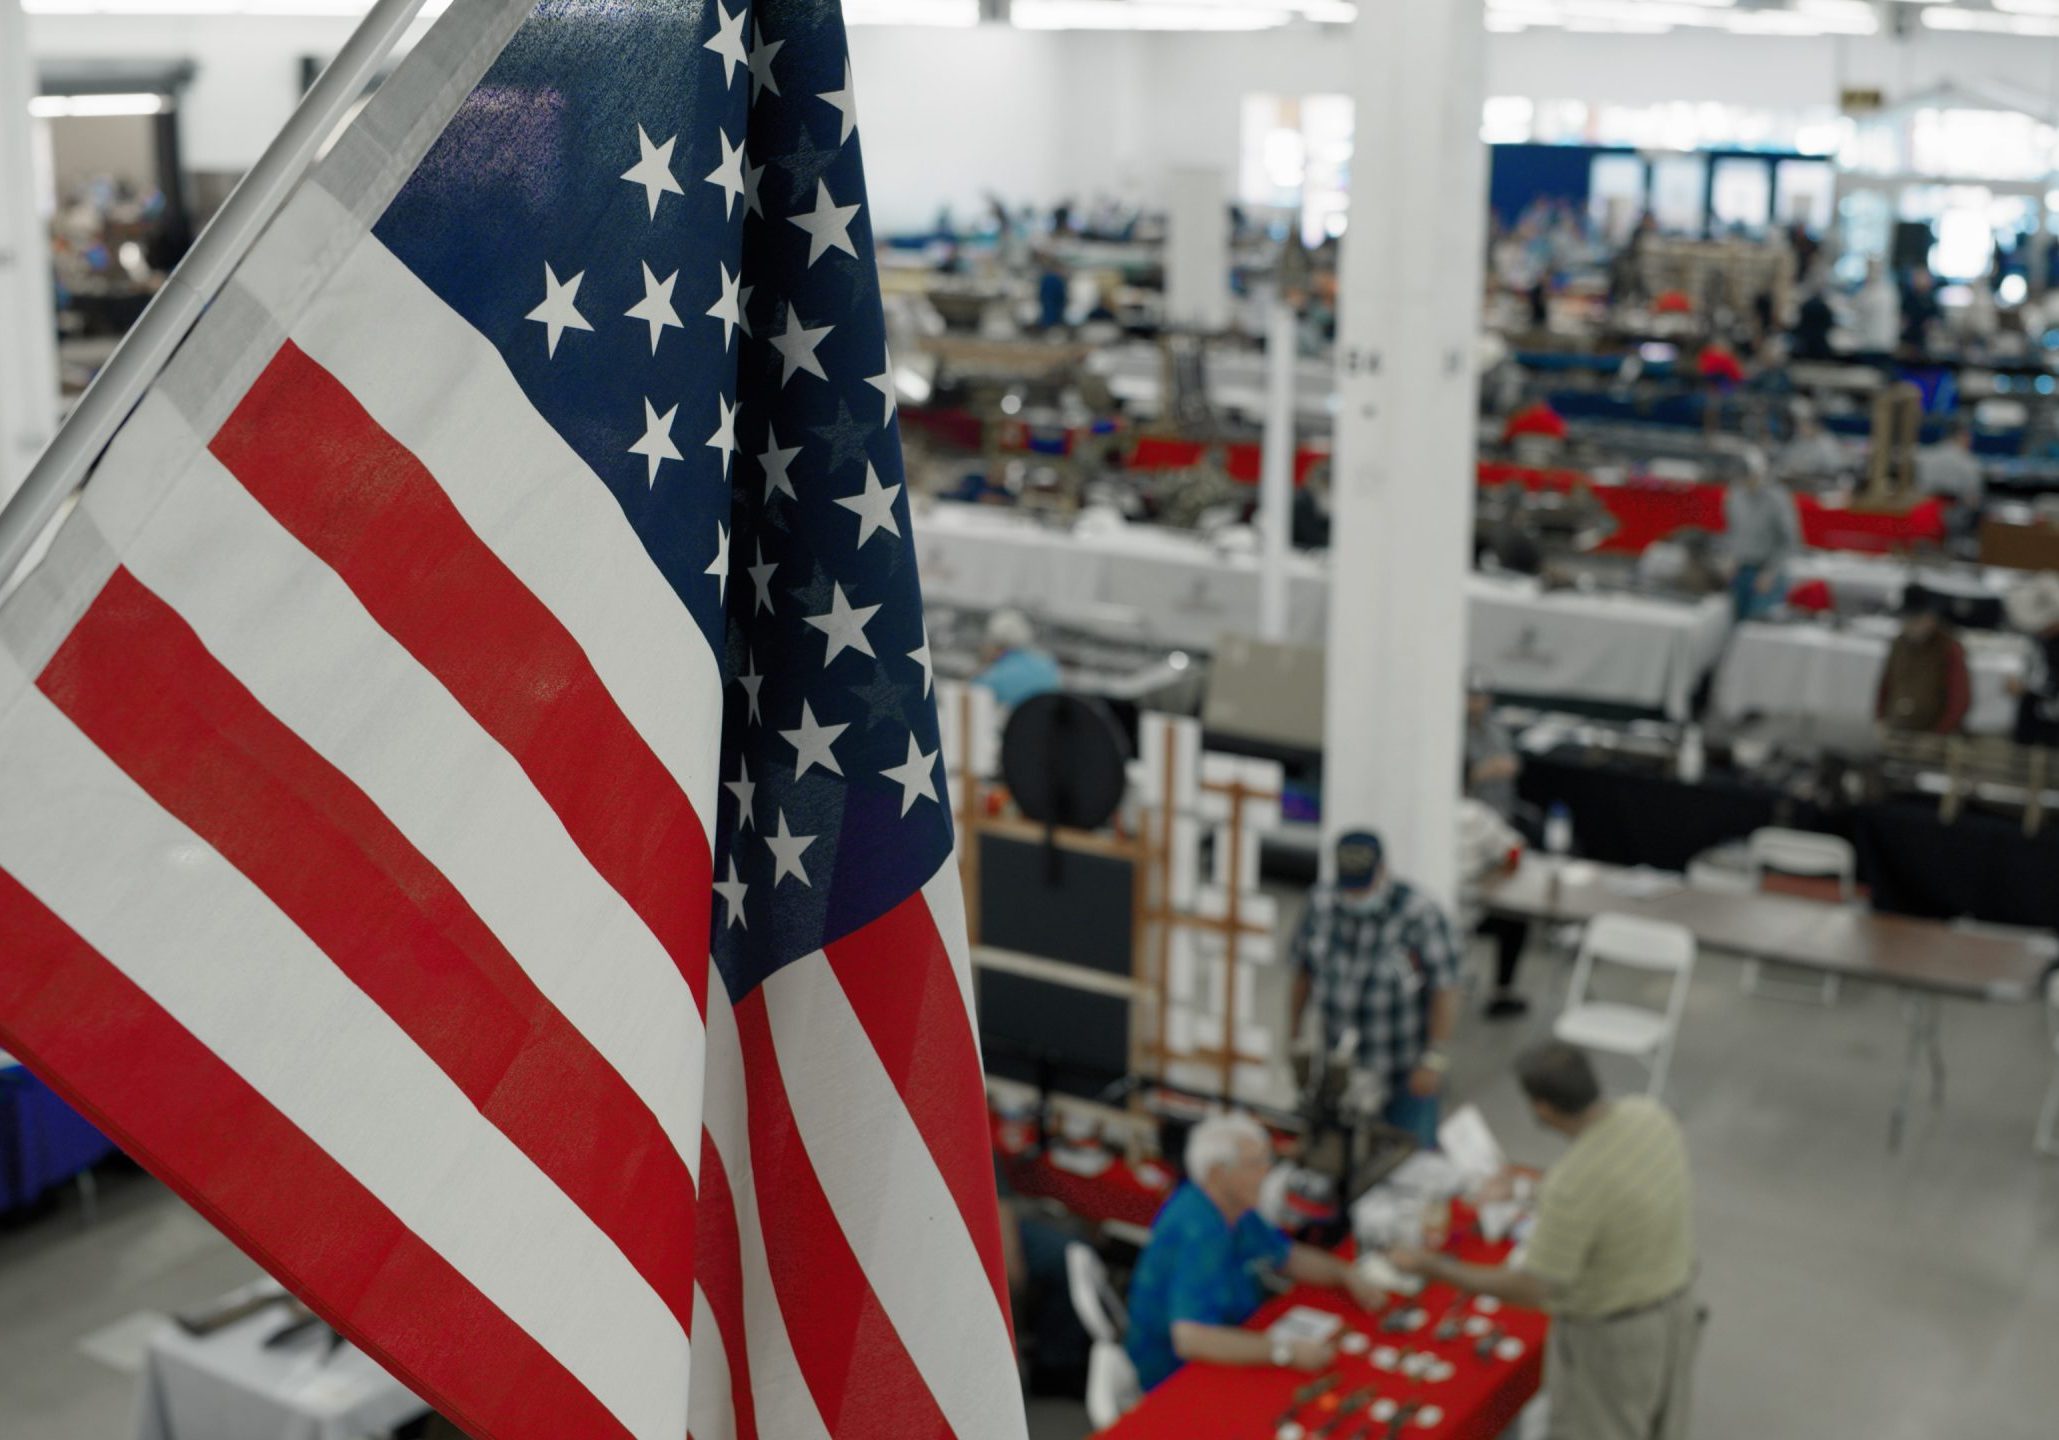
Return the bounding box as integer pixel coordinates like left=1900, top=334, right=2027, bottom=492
left=1095, top=1218, right=1546, bottom=1440
left=1477, top=462, right=1948, bottom=556
left=992, top=1114, right=1177, bottom=1231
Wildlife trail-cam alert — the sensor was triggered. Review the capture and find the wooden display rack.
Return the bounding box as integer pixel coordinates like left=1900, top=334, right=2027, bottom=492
left=942, top=685, right=1284, bottom=1104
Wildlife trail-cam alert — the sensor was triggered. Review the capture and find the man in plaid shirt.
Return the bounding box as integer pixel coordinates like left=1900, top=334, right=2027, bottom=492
left=1288, top=829, right=1463, bottom=1147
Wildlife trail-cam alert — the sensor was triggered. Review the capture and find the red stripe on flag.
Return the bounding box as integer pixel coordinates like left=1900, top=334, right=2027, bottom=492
left=823, top=891, right=1011, bottom=1330
left=209, top=340, right=712, bottom=1010
left=692, top=1136, right=758, bottom=1440
left=0, top=868, right=633, bottom=1440
left=35, top=567, right=698, bottom=1335
left=730, top=990, right=955, bottom=1440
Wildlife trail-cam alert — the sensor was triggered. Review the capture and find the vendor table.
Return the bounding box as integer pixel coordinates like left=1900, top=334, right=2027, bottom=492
left=133, top=1286, right=427, bottom=1440
left=1852, top=799, right=2059, bottom=934
left=1095, top=1216, right=1545, bottom=1440
left=0, top=1056, right=117, bottom=1211
left=916, top=506, right=1729, bottom=716
left=1476, top=463, right=1949, bottom=556
left=1516, top=749, right=1829, bottom=872
left=1482, top=857, right=2052, bottom=1149
left=1467, top=576, right=1730, bottom=721
left=1711, top=617, right=2025, bottom=736
left=992, top=1110, right=1176, bottom=1233
left=1783, top=553, right=2018, bottom=621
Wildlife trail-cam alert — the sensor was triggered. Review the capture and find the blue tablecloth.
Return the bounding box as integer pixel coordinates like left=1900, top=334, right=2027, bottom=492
left=0, top=1061, right=118, bottom=1210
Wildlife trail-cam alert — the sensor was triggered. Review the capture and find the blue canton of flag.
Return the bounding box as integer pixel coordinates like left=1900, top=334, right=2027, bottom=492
left=375, top=0, right=953, bottom=999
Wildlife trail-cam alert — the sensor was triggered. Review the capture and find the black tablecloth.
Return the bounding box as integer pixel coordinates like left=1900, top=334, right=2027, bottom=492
left=1851, top=800, right=2059, bottom=931
left=1517, top=750, right=1831, bottom=872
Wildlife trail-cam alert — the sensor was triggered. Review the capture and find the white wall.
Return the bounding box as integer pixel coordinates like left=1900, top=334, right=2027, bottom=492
left=27, top=14, right=2059, bottom=231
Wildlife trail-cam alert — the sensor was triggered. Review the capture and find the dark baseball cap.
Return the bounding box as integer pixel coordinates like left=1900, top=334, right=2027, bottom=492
left=1335, top=829, right=1384, bottom=888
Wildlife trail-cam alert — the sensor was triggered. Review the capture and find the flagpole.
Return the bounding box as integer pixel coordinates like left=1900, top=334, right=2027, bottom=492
left=0, top=0, right=431, bottom=589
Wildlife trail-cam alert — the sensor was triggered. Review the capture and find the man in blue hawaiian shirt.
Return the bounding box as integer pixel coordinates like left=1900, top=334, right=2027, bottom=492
left=1127, top=1113, right=1387, bottom=1389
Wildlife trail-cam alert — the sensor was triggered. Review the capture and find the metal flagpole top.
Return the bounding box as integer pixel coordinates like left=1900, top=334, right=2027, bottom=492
left=0, top=0, right=432, bottom=591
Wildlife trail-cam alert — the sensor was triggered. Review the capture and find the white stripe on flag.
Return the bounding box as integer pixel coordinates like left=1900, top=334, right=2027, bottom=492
left=921, top=863, right=979, bottom=1033
left=687, top=1286, right=738, bottom=1440
left=240, top=184, right=723, bottom=847
left=762, top=956, right=1027, bottom=1440
left=700, top=982, right=837, bottom=1440
left=81, top=393, right=707, bottom=1176
left=0, top=662, right=688, bottom=1440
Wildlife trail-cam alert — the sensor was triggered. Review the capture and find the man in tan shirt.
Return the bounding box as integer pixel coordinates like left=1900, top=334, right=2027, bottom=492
left=1391, top=1042, right=1700, bottom=1440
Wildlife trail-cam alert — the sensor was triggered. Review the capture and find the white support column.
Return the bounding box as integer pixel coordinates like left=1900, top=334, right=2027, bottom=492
left=1255, top=294, right=1296, bottom=640
left=1321, top=0, right=1487, bottom=906
left=0, top=0, right=59, bottom=509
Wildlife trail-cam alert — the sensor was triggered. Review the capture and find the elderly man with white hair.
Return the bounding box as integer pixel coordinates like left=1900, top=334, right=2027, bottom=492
left=1125, top=1112, right=1386, bottom=1390
left=974, top=607, right=1062, bottom=708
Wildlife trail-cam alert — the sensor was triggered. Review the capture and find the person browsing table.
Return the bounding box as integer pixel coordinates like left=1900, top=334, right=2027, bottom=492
left=1288, top=829, right=1463, bottom=1147
left=1126, top=1113, right=1386, bottom=1391
left=1390, top=1042, right=1701, bottom=1440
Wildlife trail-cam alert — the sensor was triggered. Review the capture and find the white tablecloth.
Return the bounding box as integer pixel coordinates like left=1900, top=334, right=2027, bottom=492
left=1466, top=576, right=1732, bottom=721
left=914, top=505, right=1729, bottom=717
left=1711, top=617, right=2026, bottom=735
left=134, top=1291, right=425, bottom=1440
left=1785, top=553, right=2018, bottom=616
left=913, top=503, right=1328, bottom=651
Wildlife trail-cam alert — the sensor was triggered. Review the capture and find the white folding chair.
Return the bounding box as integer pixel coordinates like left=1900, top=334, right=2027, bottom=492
left=1065, top=1241, right=1127, bottom=1347
left=1743, top=828, right=1856, bottom=1005
left=1085, top=1342, right=1144, bottom=1429
left=1554, top=913, right=1697, bottom=1098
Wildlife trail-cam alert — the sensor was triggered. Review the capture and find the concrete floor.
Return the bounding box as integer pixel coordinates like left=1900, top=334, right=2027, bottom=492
left=4, top=934, right=2057, bottom=1439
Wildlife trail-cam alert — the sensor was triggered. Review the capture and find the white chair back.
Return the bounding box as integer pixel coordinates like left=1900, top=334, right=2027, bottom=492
left=1066, top=1242, right=1127, bottom=1347
left=1576, top=913, right=1697, bottom=976
left=1559, top=913, right=1697, bottom=1096
left=1085, top=1341, right=1144, bottom=1429
left=1747, top=828, right=1857, bottom=901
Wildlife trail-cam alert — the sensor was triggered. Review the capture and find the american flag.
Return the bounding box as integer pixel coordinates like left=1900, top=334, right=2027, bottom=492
left=0, top=2, right=1024, bottom=1439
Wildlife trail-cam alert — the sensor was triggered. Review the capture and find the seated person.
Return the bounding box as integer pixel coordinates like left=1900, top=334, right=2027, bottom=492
left=1126, top=1113, right=1385, bottom=1390
left=1876, top=593, right=1971, bottom=736
left=973, top=609, right=1062, bottom=708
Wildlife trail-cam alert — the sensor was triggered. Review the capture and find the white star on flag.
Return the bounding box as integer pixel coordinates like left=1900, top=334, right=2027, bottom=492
left=705, top=521, right=730, bottom=601
left=765, top=809, right=818, bottom=888
left=864, top=348, right=897, bottom=425
left=881, top=734, right=940, bottom=816
left=817, top=59, right=858, bottom=144
left=738, top=282, right=755, bottom=338
left=834, top=462, right=903, bottom=549
left=625, top=262, right=683, bottom=353
left=782, top=700, right=848, bottom=778
left=748, top=540, right=778, bottom=615
left=747, top=20, right=783, bottom=104
left=707, top=262, right=744, bottom=349
left=706, top=394, right=739, bottom=478
left=759, top=424, right=801, bottom=502
left=620, top=125, right=684, bottom=218
left=725, top=757, right=757, bottom=832
left=704, top=0, right=749, bottom=88
left=526, top=263, right=592, bottom=357
left=714, top=857, right=749, bottom=929
left=803, top=583, right=880, bottom=665
left=738, top=650, right=765, bottom=724
left=908, top=626, right=934, bottom=697
left=629, top=397, right=682, bottom=485
left=742, top=157, right=766, bottom=220
left=706, top=129, right=747, bottom=219
left=789, top=180, right=861, bottom=267
left=770, top=307, right=833, bottom=385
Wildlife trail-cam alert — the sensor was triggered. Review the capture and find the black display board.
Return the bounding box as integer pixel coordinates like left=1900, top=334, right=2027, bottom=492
left=975, top=833, right=1135, bottom=1099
